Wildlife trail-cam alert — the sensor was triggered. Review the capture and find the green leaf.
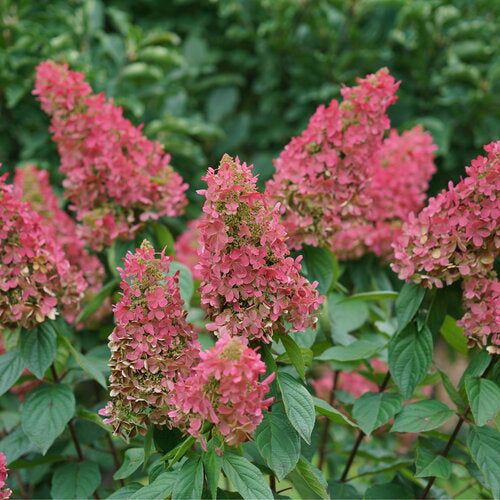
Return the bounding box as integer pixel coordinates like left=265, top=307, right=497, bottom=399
left=277, top=347, right=313, bottom=367
left=107, top=484, right=143, bottom=499
left=327, top=293, right=368, bottom=337
left=467, top=426, right=500, bottom=499
left=151, top=222, right=175, bottom=255
left=459, top=350, right=493, bottom=388
left=153, top=425, right=183, bottom=455
left=76, top=279, right=118, bottom=323
left=313, top=397, right=357, bottom=427
left=465, top=376, right=500, bottom=426
left=415, top=446, right=452, bottom=479
left=255, top=403, right=300, bottom=480
left=203, top=440, right=222, bottom=500
left=391, top=400, right=454, bottom=433
left=20, top=323, right=57, bottom=379
left=388, top=323, right=433, bottom=399
left=206, top=86, right=239, bottom=123
left=440, top=315, right=468, bottom=354
left=302, top=245, right=336, bottom=295
left=316, top=338, right=386, bottom=362
left=353, top=392, right=403, bottom=436
left=364, top=483, right=412, bottom=499
left=287, top=457, right=328, bottom=500
left=341, top=291, right=398, bottom=303
left=76, top=407, right=112, bottom=433
left=50, top=462, right=101, bottom=499
left=0, top=350, right=24, bottom=396
left=169, top=261, right=194, bottom=306
left=59, top=335, right=107, bottom=389
left=130, top=472, right=177, bottom=499
left=113, top=448, right=144, bottom=480
left=21, top=383, right=75, bottom=454
left=395, top=282, right=425, bottom=332
left=0, top=427, right=37, bottom=464
left=277, top=372, right=315, bottom=444
left=437, top=369, right=464, bottom=409
left=172, top=457, right=204, bottom=500
left=278, top=332, right=306, bottom=380
left=327, top=481, right=361, bottom=499
left=221, top=452, right=273, bottom=500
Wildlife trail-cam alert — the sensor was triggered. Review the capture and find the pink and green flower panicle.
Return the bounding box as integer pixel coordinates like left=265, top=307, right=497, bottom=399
left=266, top=68, right=436, bottom=260
left=168, top=334, right=274, bottom=449
left=197, top=154, right=323, bottom=343
left=99, top=240, right=201, bottom=438
left=34, top=60, right=188, bottom=250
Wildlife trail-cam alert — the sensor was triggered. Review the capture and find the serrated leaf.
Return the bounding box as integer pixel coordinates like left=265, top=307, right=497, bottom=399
left=287, top=457, right=328, bottom=500
left=440, top=315, right=468, bottom=354
left=364, top=483, right=412, bottom=499
left=277, top=347, right=313, bottom=367
left=277, top=372, right=315, bottom=443
left=316, top=338, right=386, bottom=362
left=203, top=440, right=222, bottom=500
left=0, top=350, right=24, bottom=396
left=172, top=457, right=203, bottom=500
left=389, top=323, right=433, bottom=399
left=222, top=452, right=273, bottom=500
left=50, top=461, right=101, bottom=499
left=395, top=282, right=425, bottom=332
left=168, top=261, right=194, bottom=306
left=459, top=350, right=492, bottom=388
left=278, top=332, right=306, bottom=380
left=130, top=472, right=177, bottom=499
left=327, top=481, right=361, bottom=499
left=467, top=426, right=500, bottom=499
left=341, top=291, right=398, bottom=302
left=255, top=403, right=300, bottom=480
left=0, top=427, right=37, bottom=464
left=327, top=293, right=368, bottom=337
left=465, top=376, right=500, bottom=426
left=391, top=400, right=454, bottom=433
left=415, top=446, right=452, bottom=479
left=114, top=448, right=144, bottom=480
left=59, top=335, right=107, bottom=389
left=107, top=484, right=143, bottom=499
left=353, top=392, right=403, bottom=436
left=437, top=369, right=464, bottom=409
left=20, top=323, right=57, bottom=379
left=313, top=397, right=357, bottom=427
left=21, top=383, right=75, bottom=454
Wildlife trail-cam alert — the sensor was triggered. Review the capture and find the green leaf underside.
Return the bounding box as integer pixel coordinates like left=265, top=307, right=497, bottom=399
left=353, top=392, right=403, bottom=436
left=313, top=397, right=357, bottom=427
left=415, top=446, right=452, bottom=479
left=287, top=457, right=328, bottom=500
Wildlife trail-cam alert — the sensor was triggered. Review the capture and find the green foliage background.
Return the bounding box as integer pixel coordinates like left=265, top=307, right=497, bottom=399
left=1, top=0, right=499, bottom=203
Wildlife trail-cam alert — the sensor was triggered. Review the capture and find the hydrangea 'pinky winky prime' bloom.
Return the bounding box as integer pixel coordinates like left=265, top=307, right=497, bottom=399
left=0, top=175, right=85, bottom=329
left=0, top=452, right=12, bottom=499
left=197, top=154, right=322, bottom=343
left=34, top=61, right=188, bottom=250
left=99, top=240, right=200, bottom=438
left=168, top=335, right=274, bottom=447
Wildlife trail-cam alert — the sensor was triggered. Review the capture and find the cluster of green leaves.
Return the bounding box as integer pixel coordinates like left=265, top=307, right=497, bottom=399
left=1, top=229, right=499, bottom=499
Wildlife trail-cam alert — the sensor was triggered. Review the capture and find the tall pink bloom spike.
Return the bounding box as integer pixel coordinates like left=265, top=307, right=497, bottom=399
left=34, top=60, right=188, bottom=250
left=168, top=334, right=274, bottom=448
left=99, top=240, right=200, bottom=438
left=197, top=154, right=322, bottom=343
left=0, top=174, right=84, bottom=329
left=392, top=141, right=500, bottom=348
left=266, top=69, right=436, bottom=259
left=0, top=453, right=11, bottom=500
left=13, top=164, right=105, bottom=323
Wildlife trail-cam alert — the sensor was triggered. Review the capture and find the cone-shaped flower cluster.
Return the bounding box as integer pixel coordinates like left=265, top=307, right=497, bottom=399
left=99, top=240, right=200, bottom=438
left=168, top=335, right=274, bottom=447
left=34, top=61, right=188, bottom=250
left=13, top=165, right=105, bottom=321
left=0, top=453, right=11, bottom=500
left=266, top=69, right=436, bottom=259
left=197, top=154, right=322, bottom=343
left=0, top=175, right=85, bottom=329
left=392, top=141, right=500, bottom=347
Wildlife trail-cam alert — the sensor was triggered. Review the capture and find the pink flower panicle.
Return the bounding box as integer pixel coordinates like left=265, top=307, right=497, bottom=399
left=174, top=219, right=202, bottom=281
left=266, top=68, right=400, bottom=255
left=168, top=335, right=274, bottom=447
left=0, top=453, right=11, bottom=500
left=197, top=154, right=322, bottom=343
left=392, top=141, right=500, bottom=347
left=34, top=60, right=188, bottom=250
left=13, top=164, right=105, bottom=322
left=0, top=174, right=84, bottom=329
left=99, top=240, right=200, bottom=438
